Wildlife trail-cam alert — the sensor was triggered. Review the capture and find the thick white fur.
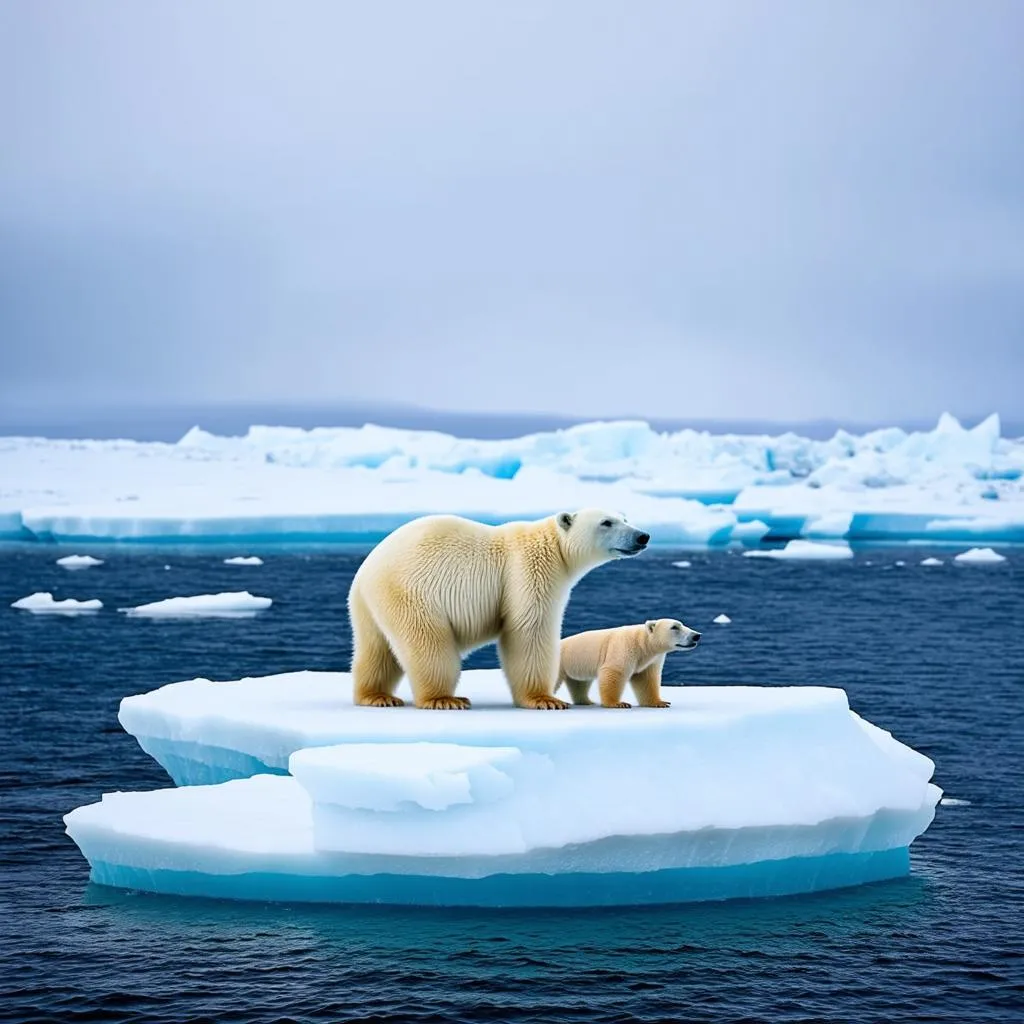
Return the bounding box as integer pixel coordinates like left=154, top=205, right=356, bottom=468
left=557, top=619, right=700, bottom=708
left=348, top=509, right=648, bottom=710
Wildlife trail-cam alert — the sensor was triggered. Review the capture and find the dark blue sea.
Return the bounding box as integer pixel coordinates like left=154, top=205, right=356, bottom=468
left=2, top=544, right=1023, bottom=1023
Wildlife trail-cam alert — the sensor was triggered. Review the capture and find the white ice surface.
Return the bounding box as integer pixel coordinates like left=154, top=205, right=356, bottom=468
left=3, top=412, right=1023, bottom=545
left=12, top=592, right=102, bottom=614
left=223, top=556, right=264, bottom=566
left=101, top=668, right=942, bottom=870
left=953, top=547, right=1007, bottom=564
left=119, top=592, right=272, bottom=618
left=56, top=554, right=103, bottom=569
left=743, top=540, right=854, bottom=561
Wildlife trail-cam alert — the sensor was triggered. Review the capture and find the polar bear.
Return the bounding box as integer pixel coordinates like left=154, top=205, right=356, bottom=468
left=348, top=509, right=650, bottom=710
left=557, top=618, right=701, bottom=708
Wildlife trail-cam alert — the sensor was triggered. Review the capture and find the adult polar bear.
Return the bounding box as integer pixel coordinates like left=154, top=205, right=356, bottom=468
left=348, top=509, right=650, bottom=710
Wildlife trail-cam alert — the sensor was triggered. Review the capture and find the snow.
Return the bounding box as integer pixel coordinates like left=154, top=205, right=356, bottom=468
left=223, top=556, right=264, bottom=566
left=11, top=592, right=102, bottom=614
left=743, top=540, right=854, bottom=561
left=920, top=557, right=944, bottom=566
left=2, top=412, right=1023, bottom=546
left=713, top=613, right=731, bottom=624
left=953, top=547, right=1007, bottom=565
left=63, top=669, right=941, bottom=906
left=56, top=554, right=103, bottom=569
left=119, top=592, right=272, bottom=618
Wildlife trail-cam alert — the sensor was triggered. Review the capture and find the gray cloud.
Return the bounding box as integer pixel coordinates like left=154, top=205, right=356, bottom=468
left=1, top=0, right=1022, bottom=425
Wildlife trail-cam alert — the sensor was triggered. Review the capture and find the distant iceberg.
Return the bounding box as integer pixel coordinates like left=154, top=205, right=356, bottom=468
left=119, top=592, right=272, bottom=618
left=223, top=556, right=264, bottom=566
left=3, top=412, right=1023, bottom=546
left=56, top=554, right=104, bottom=569
left=743, top=540, right=854, bottom=561
left=12, top=592, right=102, bottom=614
left=62, top=670, right=942, bottom=908
left=713, top=613, right=732, bottom=624
left=953, top=547, right=1007, bottom=565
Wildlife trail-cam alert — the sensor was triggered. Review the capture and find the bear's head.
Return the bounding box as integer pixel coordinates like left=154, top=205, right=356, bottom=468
left=646, top=618, right=701, bottom=653
left=555, top=509, right=650, bottom=570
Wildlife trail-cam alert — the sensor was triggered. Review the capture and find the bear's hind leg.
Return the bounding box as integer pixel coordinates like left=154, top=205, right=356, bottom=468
left=351, top=596, right=405, bottom=707
left=396, top=627, right=468, bottom=710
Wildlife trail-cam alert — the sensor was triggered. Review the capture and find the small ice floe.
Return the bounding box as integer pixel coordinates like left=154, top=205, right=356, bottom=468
left=744, top=540, right=854, bottom=561
left=11, top=592, right=102, bottom=614
left=672, top=560, right=692, bottom=569
left=163, top=565, right=172, bottom=570
left=940, top=797, right=971, bottom=807
left=953, top=547, right=1007, bottom=565
left=920, top=557, right=944, bottom=567
left=895, top=560, right=906, bottom=567
left=119, top=592, right=272, bottom=619
left=56, top=555, right=104, bottom=570
left=224, top=556, right=264, bottom=566
left=713, top=613, right=731, bottom=624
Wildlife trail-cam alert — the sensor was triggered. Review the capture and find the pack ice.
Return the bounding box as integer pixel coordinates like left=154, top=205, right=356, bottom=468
left=4, top=412, right=1023, bottom=547
left=64, top=670, right=941, bottom=908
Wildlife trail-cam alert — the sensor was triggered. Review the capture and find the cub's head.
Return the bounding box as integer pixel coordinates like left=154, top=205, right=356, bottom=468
left=646, top=618, right=701, bottom=653
left=555, top=509, right=650, bottom=569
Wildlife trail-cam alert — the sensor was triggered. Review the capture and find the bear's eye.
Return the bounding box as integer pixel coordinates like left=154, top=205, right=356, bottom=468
left=600, top=519, right=613, bottom=528
left=671, top=624, right=680, bottom=631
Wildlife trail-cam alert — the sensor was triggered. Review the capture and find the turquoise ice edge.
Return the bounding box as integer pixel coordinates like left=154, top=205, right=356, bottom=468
left=86, top=848, right=911, bottom=908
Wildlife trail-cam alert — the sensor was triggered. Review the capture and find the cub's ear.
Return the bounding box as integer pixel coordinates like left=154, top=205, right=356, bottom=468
left=557, top=512, right=575, bottom=531
left=646, top=620, right=656, bottom=633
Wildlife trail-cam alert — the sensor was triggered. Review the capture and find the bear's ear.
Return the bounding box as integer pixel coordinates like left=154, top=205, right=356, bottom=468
left=646, top=620, right=656, bottom=633
left=557, top=512, right=575, bottom=531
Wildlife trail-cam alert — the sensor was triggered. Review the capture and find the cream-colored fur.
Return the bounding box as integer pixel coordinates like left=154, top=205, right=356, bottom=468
left=348, top=509, right=650, bottom=710
left=557, top=619, right=701, bottom=708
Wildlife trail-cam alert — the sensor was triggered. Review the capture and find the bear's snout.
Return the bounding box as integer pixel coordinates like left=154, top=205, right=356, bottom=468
left=635, top=531, right=651, bottom=547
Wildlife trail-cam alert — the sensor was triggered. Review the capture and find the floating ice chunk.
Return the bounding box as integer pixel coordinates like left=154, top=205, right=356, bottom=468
left=744, top=540, right=854, bottom=561
left=56, top=554, right=104, bottom=569
left=940, top=797, right=971, bottom=807
left=920, top=557, right=944, bottom=566
left=223, top=556, right=264, bottom=566
left=953, top=547, right=1007, bottom=565
left=895, top=560, right=906, bottom=567
left=672, top=560, right=692, bottom=568
left=65, top=670, right=942, bottom=907
left=290, top=742, right=520, bottom=813
left=120, top=592, right=272, bottom=618
left=713, top=613, right=731, bottom=624
left=11, top=592, right=102, bottom=614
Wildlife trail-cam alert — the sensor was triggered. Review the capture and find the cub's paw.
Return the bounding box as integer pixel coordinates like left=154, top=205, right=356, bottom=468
left=360, top=694, right=405, bottom=708
left=603, top=701, right=632, bottom=709
left=419, top=696, right=472, bottom=710
left=522, top=695, right=571, bottom=710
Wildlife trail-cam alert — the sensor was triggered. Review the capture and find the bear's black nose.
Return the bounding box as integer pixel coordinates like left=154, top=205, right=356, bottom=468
left=636, top=532, right=651, bottom=546
left=691, top=631, right=702, bottom=641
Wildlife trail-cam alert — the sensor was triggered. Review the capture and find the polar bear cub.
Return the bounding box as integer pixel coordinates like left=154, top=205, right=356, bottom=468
left=348, top=509, right=651, bottom=710
left=557, top=619, right=701, bottom=708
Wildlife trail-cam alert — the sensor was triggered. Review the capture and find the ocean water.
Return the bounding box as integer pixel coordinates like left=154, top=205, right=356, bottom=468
left=2, top=544, right=1022, bottom=1023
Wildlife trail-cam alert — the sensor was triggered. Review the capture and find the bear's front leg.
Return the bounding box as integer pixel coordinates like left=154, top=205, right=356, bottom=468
left=630, top=663, right=670, bottom=708
left=498, top=632, right=570, bottom=710
left=598, top=665, right=631, bottom=708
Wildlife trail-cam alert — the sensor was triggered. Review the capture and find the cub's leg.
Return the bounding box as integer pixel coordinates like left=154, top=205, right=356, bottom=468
left=499, top=631, right=570, bottom=710
left=631, top=662, right=671, bottom=708
left=351, top=591, right=404, bottom=707
left=565, top=677, right=595, bottom=706
left=598, top=664, right=631, bottom=708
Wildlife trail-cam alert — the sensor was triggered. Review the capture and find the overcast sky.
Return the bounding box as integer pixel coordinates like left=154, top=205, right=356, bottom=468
left=1, top=1, right=1022, bottom=426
